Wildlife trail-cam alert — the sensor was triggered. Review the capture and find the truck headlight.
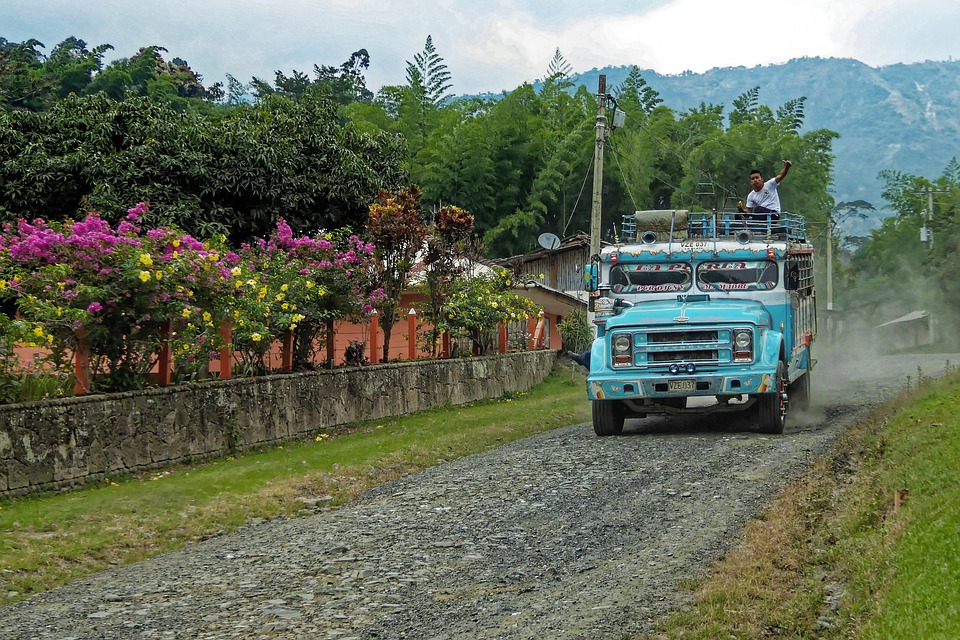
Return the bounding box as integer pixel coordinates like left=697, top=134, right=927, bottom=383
left=613, top=334, right=632, bottom=353
left=612, top=333, right=633, bottom=367
left=733, top=330, right=753, bottom=362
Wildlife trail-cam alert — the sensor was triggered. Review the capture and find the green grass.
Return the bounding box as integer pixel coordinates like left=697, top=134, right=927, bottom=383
left=0, top=365, right=590, bottom=603
left=645, top=369, right=960, bottom=640
left=856, top=385, right=960, bottom=639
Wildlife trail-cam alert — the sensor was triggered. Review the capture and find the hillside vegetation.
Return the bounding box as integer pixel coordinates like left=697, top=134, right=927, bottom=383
left=571, top=58, right=960, bottom=234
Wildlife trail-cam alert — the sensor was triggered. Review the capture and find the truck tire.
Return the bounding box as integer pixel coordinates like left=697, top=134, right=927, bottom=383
left=592, top=400, right=625, bottom=436
left=788, top=369, right=811, bottom=412
left=758, top=360, right=787, bottom=434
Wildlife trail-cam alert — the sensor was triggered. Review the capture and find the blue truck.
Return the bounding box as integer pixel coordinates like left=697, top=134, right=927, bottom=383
left=583, top=209, right=816, bottom=435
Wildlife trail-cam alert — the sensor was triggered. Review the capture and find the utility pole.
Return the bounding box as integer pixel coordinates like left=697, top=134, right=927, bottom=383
left=914, top=186, right=948, bottom=248
left=589, top=75, right=607, bottom=261
left=826, top=213, right=834, bottom=311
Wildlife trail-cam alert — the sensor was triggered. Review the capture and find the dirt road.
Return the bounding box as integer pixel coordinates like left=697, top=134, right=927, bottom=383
left=1, top=350, right=954, bottom=639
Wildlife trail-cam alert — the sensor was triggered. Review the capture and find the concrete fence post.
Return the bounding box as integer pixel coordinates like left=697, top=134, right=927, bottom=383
left=408, top=308, right=417, bottom=360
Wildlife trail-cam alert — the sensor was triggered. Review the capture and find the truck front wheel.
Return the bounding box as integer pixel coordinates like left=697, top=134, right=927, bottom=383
left=757, top=360, right=788, bottom=434
left=592, top=400, right=625, bottom=436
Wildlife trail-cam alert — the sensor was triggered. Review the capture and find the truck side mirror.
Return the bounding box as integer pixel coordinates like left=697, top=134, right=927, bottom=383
left=584, top=263, right=599, bottom=292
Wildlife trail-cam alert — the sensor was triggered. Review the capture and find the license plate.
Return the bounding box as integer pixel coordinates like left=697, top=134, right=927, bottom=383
left=668, top=379, right=695, bottom=393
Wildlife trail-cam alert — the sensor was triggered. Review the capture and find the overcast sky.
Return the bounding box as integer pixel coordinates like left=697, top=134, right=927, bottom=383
left=3, top=0, right=959, bottom=95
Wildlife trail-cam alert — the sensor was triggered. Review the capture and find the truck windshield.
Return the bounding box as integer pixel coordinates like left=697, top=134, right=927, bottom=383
left=696, top=260, right=778, bottom=291
left=610, top=263, right=692, bottom=293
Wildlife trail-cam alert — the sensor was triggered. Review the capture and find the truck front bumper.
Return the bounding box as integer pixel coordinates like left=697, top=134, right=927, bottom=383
left=587, top=367, right=778, bottom=401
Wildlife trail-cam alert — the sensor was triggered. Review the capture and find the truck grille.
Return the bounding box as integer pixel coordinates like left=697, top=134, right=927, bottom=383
left=649, top=349, right=718, bottom=362
left=649, top=330, right=717, bottom=343
left=619, top=327, right=751, bottom=369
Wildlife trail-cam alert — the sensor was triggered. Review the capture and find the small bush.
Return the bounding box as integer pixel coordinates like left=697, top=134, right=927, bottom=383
left=558, top=308, right=593, bottom=353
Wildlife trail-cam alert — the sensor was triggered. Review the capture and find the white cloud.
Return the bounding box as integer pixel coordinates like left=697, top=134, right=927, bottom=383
left=1, top=0, right=957, bottom=95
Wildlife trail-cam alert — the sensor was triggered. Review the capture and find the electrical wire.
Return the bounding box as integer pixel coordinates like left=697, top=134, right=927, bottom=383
left=561, top=152, right=594, bottom=236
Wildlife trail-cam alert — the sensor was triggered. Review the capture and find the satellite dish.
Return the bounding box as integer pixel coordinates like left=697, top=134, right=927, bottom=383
left=537, top=232, right=561, bottom=250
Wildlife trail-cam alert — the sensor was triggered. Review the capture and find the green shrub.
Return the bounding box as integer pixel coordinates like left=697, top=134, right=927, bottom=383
left=558, top=308, right=593, bottom=353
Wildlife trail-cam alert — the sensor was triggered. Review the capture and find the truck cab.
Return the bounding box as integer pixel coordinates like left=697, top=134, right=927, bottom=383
left=583, top=209, right=816, bottom=435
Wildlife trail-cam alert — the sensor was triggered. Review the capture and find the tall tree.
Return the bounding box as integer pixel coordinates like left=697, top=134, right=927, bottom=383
left=366, top=187, right=428, bottom=362
left=545, top=48, right=573, bottom=81
left=407, top=35, right=452, bottom=108
left=0, top=38, right=55, bottom=111
left=44, top=37, right=113, bottom=98
left=614, top=66, right=662, bottom=117
left=0, top=93, right=408, bottom=242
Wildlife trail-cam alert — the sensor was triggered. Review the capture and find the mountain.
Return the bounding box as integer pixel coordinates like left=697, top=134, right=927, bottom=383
left=564, top=57, right=960, bottom=235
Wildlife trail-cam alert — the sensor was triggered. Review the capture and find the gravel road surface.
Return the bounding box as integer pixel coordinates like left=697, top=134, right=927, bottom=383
left=2, top=349, right=955, bottom=640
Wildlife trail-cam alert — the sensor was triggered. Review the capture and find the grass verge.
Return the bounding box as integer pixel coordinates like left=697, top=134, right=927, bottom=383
left=644, top=368, right=960, bottom=639
left=0, top=365, right=590, bottom=604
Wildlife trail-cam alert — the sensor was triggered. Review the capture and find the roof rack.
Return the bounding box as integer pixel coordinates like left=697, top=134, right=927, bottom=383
left=621, top=210, right=807, bottom=243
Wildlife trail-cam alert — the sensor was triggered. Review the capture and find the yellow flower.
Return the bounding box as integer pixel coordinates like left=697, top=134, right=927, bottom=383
left=138, top=270, right=151, bottom=282
left=246, top=279, right=257, bottom=286
left=280, top=283, right=289, bottom=292
left=172, top=238, right=181, bottom=248
left=317, top=287, right=326, bottom=297
left=235, top=280, right=243, bottom=288
left=251, top=333, right=262, bottom=342
left=234, top=310, right=241, bottom=319
left=182, top=309, right=191, bottom=318
left=155, top=271, right=163, bottom=280
left=258, top=287, right=267, bottom=300
left=207, top=253, right=219, bottom=262
left=305, top=281, right=315, bottom=288
left=275, top=293, right=285, bottom=302
left=46, top=334, right=54, bottom=344
left=33, top=326, right=44, bottom=338
left=172, top=251, right=179, bottom=259
left=491, top=301, right=498, bottom=308
left=0, top=280, right=5, bottom=291
left=281, top=303, right=289, bottom=310
left=202, top=311, right=212, bottom=323
left=220, top=234, right=227, bottom=243
left=289, top=324, right=297, bottom=331
left=139, top=253, right=153, bottom=267
left=538, top=273, right=545, bottom=280
left=231, top=267, right=242, bottom=277
left=238, top=319, right=245, bottom=326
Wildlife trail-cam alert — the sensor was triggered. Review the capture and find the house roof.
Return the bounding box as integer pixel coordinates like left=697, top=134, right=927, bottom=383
left=514, top=281, right=588, bottom=317
left=874, top=309, right=929, bottom=329
left=494, top=232, right=591, bottom=269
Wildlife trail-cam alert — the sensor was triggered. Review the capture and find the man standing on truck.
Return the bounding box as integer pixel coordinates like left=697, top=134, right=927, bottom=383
left=738, top=160, right=792, bottom=214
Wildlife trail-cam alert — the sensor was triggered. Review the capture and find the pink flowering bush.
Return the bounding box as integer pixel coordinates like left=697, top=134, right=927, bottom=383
left=0, top=203, right=240, bottom=391
left=0, top=206, right=386, bottom=396
left=232, top=220, right=384, bottom=373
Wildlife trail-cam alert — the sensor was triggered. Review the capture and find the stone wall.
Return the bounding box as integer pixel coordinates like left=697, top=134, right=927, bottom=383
left=0, top=350, right=558, bottom=498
